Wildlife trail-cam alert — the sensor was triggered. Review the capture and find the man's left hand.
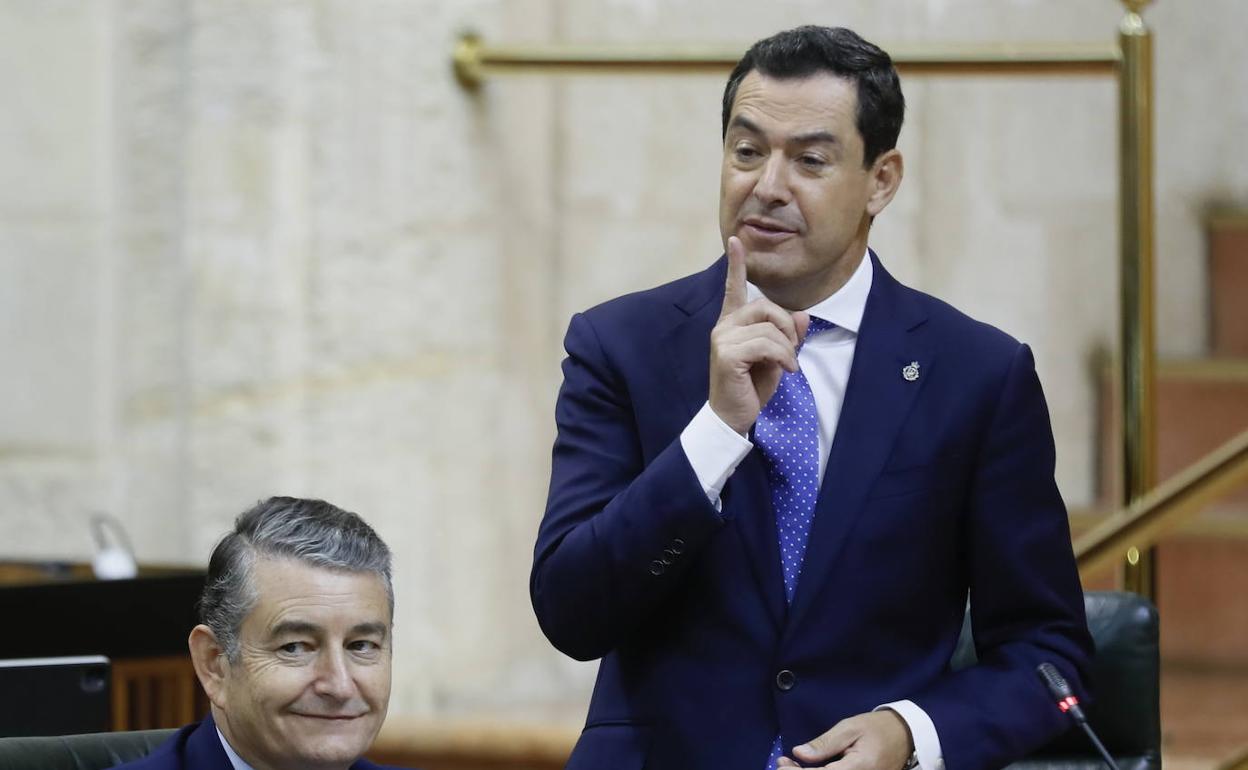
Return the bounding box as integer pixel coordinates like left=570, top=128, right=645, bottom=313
left=777, top=710, right=914, bottom=770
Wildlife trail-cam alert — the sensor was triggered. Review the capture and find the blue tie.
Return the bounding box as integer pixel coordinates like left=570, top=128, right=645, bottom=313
left=755, top=316, right=833, bottom=769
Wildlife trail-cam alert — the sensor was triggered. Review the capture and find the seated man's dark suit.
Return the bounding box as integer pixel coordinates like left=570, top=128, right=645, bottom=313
left=532, top=253, right=1093, bottom=770
left=111, top=713, right=404, bottom=770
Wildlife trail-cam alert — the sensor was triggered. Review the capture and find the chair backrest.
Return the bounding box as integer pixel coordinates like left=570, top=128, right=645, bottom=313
left=0, top=728, right=176, bottom=770
left=951, top=590, right=1161, bottom=770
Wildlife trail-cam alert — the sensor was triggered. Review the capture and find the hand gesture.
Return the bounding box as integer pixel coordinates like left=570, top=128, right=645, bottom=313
left=709, top=236, right=809, bottom=434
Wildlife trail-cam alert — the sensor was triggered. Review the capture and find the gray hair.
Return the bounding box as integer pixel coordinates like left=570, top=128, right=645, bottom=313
left=198, top=496, right=393, bottom=662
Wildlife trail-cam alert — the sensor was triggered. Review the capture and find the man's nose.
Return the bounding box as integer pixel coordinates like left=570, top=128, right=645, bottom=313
left=313, top=649, right=358, bottom=700
left=751, top=154, right=792, bottom=207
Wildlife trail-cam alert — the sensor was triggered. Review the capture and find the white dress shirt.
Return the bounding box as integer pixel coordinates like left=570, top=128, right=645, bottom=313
left=678, top=250, right=944, bottom=770
left=217, top=727, right=256, bottom=770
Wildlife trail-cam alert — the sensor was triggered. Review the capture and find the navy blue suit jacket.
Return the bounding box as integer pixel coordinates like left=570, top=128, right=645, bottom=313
left=532, top=253, right=1093, bottom=770
left=110, top=713, right=408, bottom=770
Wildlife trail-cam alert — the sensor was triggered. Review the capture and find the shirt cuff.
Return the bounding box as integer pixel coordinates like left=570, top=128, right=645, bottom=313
left=679, top=401, right=753, bottom=509
left=876, top=700, right=943, bottom=770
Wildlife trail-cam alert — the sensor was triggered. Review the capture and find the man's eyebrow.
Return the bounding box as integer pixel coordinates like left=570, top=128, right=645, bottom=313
left=267, top=620, right=389, bottom=640
left=268, top=620, right=323, bottom=638
left=727, top=115, right=763, bottom=135
left=790, top=130, right=839, bottom=146
left=727, top=117, right=839, bottom=147
left=349, top=621, right=389, bottom=639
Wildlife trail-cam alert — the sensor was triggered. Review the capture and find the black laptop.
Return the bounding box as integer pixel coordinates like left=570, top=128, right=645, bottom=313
left=0, top=656, right=111, bottom=737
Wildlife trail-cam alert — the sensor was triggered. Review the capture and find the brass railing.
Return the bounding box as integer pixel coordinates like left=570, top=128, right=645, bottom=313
left=452, top=37, right=1119, bottom=85
left=1075, top=427, right=1248, bottom=579
left=453, top=0, right=1160, bottom=598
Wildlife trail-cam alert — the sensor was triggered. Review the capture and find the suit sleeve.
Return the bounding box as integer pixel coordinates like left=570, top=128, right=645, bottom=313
left=531, top=312, right=726, bottom=661
left=913, top=343, right=1094, bottom=770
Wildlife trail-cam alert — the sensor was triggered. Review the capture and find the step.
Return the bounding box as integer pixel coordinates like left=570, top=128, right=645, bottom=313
left=1160, top=662, right=1248, bottom=764
left=1209, top=211, right=1248, bottom=358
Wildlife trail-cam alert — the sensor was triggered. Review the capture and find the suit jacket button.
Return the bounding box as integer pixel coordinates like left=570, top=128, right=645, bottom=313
left=649, top=560, right=667, bottom=576
left=775, top=669, right=796, bottom=691
left=663, top=548, right=679, bottom=560
left=670, top=538, right=685, bottom=554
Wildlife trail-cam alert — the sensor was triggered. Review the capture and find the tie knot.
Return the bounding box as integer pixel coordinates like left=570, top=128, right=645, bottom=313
left=805, top=316, right=834, bottom=339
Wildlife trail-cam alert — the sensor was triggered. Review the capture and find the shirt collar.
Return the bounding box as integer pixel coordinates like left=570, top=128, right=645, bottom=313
left=216, top=727, right=256, bottom=770
left=745, top=248, right=873, bottom=333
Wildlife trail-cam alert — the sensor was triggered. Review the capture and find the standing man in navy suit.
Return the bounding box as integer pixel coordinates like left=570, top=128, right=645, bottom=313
left=114, top=497, right=412, bottom=770
left=533, top=25, right=1092, bottom=770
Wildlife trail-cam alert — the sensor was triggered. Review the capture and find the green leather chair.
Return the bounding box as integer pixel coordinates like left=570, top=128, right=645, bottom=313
left=952, top=590, right=1162, bottom=770
left=0, top=728, right=175, bottom=770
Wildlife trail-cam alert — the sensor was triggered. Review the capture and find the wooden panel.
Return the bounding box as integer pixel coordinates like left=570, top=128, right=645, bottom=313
left=0, top=562, right=94, bottom=585
left=1156, top=538, right=1248, bottom=667
left=111, top=656, right=207, bottom=731
left=1210, top=214, right=1248, bottom=358
left=1161, top=663, right=1248, bottom=761
left=0, top=562, right=204, bottom=588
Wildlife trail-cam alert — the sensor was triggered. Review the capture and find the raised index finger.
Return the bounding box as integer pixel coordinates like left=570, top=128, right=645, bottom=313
left=720, top=236, right=748, bottom=319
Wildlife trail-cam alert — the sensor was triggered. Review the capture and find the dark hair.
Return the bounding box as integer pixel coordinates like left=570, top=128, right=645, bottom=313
left=721, top=26, right=905, bottom=167
left=198, top=496, right=393, bottom=661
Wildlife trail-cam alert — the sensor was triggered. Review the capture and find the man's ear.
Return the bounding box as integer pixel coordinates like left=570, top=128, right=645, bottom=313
left=189, top=624, right=229, bottom=708
left=865, top=148, right=903, bottom=218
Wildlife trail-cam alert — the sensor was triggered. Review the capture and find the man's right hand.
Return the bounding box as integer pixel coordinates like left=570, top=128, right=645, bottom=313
left=709, top=236, right=810, bottom=435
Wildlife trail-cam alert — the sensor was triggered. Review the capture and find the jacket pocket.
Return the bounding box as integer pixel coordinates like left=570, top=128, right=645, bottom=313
left=565, top=723, right=652, bottom=770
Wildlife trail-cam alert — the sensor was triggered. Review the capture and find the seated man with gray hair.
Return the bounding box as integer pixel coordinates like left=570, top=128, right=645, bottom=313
left=115, top=496, right=413, bottom=770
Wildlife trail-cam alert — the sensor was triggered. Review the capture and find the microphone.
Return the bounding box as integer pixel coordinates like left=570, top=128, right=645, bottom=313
left=1036, top=662, right=1120, bottom=770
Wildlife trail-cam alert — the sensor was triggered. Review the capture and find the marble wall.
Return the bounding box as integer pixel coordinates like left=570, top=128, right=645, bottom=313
left=1, top=0, right=1245, bottom=719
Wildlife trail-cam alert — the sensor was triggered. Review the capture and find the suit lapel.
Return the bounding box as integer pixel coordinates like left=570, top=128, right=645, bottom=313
left=666, top=256, right=787, bottom=631
left=186, top=713, right=236, bottom=770
left=666, top=267, right=721, bottom=419
left=786, top=255, right=932, bottom=633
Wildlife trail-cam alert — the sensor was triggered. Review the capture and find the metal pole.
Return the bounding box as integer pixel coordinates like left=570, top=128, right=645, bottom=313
left=1117, top=0, right=1158, bottom=599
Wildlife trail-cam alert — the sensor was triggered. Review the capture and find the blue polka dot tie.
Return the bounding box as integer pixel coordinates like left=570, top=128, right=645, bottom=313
left=756, top=316, right=833, bottom=769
